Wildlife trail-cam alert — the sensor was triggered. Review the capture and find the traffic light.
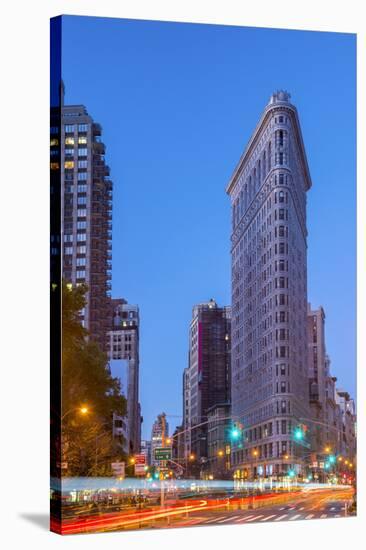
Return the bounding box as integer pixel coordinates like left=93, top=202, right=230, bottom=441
left=230, top=424, right=241, bottom=441
left=329, top=455, right=336, bottom=464
left=288, top=469, right=296, bottom=478
left=294, top=427, right=303, bottom=440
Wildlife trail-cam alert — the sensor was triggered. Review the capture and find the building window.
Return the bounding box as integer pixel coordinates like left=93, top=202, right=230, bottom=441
left=64, top=247, right=73, bottom=255
left=78, top=172, right=88, bottom=181
left=77, top=221, right=86, bottom=229
left=64, top=161, right=74, bottom=169
left=77, top=245, right=86, bottom=254
left=78, top=160, right=88, bottom=169
left=78, top=124, right=88, bottom=132
left=77, top=233, right=86, bottom=242
left=65, top=137, right=75, bottom=145
left=64, top=234, right=73, bottom=242
left=76, top=257, right=86, bottom=266
left=78, top=148, right=88, bottom=156
left=77, top=209, right=87, bottom=218
left=50, top=162, right=59, bottom=170
left=65, top=125, right=75, bottom=133
left=77, top=196, right=87, bottom=205
left=50, top=138, right=59, bottom=146
left=50, top=126, right=58, bottom=134
left=77, top=184, right=87, bottom=193
left=65, top=149, right=74, bottom=157
left=76, top=270, right=86, bottom=279
left=78, top=136, right=87, bottom=144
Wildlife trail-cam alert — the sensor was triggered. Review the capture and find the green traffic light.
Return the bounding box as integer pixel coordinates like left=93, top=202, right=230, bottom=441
left=329, top=455, right=336, bottom=464
left=294, top=429, right=303, bottom=440
left=288, top=470, right=296, bottom=478
left=231, top=428, right=240, bottom=439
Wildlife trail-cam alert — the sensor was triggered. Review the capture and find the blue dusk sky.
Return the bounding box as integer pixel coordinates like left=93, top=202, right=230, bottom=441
left=61, top=16, right=356, bottom=439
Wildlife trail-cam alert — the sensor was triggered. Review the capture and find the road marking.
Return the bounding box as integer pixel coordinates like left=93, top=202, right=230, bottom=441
left=245, top=515, right=264, bottom=522
left=275, top=514, right=288, bottom=521
left=320, top=514, right=327, bottom=519
left=330, top=507, right=336, bottom=511
left=279, top=507, right=285, bottom=511
left=235, top=515, right=255, bottom=522
left=217, top=516, right=241, bottom=524
left=305, top=514, right=314, bottom=519
left=299, top=507, right=305, bottom=511
left=260, top=515, right=277, bottom=522
left=289, top=514, right=302, bottom=521
left=203, top=516, right=227, bottom=524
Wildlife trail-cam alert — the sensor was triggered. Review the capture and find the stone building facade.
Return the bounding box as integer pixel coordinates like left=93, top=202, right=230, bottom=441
left=227, top=91, right=312, bottom=479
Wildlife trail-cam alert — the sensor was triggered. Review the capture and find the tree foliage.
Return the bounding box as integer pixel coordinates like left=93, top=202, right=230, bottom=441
left=61, top=281, right=127, bottom=476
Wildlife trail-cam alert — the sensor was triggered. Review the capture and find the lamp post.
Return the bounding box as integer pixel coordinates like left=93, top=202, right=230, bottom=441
left=61, top=405, right=89, bottom=421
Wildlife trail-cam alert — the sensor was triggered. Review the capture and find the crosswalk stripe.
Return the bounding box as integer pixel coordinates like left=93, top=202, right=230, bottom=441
left=299, top=507, right=304, bottom=511
left=245, top=515, right=264, bottom=522
left=320, top=514, right=327, bottom=519
left=260, top=515, right=277, bottom=522
left=289, top=514, right=302, bottom=521
left=204, top=516, right=227, bottom=524
left=275, top=514, right=288, bottom=521
left=305, top=514, right=314, bottom=519
left=217, top=516, right=241, bottom=524
left=279, top=507, right=285, bottom=511
left=235, top=515, right=255, bottom=522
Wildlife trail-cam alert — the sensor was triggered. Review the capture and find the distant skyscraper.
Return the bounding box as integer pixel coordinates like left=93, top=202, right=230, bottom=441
left=52, top=101, right=112, bottom=350
left=107, top=298, right=141, bottom=454
left=227, top=91, right=312, bottom=479
left=184, top=300, right=231, bottom=465
left=151, top=413, right=169, bottom=467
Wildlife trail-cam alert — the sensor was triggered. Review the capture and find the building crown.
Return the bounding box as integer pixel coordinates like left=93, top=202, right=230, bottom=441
left=269, top=90, right=291, bottom=104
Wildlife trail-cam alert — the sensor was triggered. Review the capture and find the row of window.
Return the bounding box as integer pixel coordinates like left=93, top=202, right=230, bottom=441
left=65, top=136, right=87, bottom=145
left=65, top=148, right=88, bottom=156
left=64, top=246, right=86, bottom=254
left=65, top=124, right=89, bottom=133
left=64, top=160, right=88, bottom=169
left=64, top=233, right=87, bottom=242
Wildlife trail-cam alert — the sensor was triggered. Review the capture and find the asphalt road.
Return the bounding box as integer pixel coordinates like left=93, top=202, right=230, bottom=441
left=164, top=488, right=353, bottom=529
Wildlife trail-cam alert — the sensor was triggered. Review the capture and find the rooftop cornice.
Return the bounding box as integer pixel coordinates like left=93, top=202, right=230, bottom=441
left=226, top=96, right=312, bottom=195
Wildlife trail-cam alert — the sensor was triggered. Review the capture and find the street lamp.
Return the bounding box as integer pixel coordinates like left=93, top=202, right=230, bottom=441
left=61, top=405, right=89, bottom=421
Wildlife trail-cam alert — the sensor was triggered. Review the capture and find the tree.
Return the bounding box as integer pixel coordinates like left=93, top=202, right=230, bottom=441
left=61, top=281, right=127, bottom=476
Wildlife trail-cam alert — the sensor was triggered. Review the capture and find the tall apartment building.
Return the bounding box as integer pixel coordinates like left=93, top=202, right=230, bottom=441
left=151, top=413, right=169, bottom=467
left=227, top=91, right=312, bottom=479
left=51, top=101, right=112, bottom=350
left=107, top=298, right=141, bottom=454
left=184, top=300, right=231, bottom=467
left=336, top=389, right=357, bottom=459
left=307, top=305, right=328, bottom=452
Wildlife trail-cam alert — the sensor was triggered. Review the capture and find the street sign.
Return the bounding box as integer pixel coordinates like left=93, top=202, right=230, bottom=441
left=134, top=463, right=146, bottom=476
left=154, top=447, right=172, bottom=461
left=134, top=454, right=146, bottom=465
left=111, top=461, right=125, bottom=477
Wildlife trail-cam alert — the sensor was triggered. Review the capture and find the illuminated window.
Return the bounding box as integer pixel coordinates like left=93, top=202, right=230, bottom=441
left=50, top=138, right=59, bottom=146
left=64, top=161, right=74, bottom=169
left=50, top=162, right=59, bottom=170
left=65, top=137, right=75, bottom=145
left=78, top=136, right=87, bottom=144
